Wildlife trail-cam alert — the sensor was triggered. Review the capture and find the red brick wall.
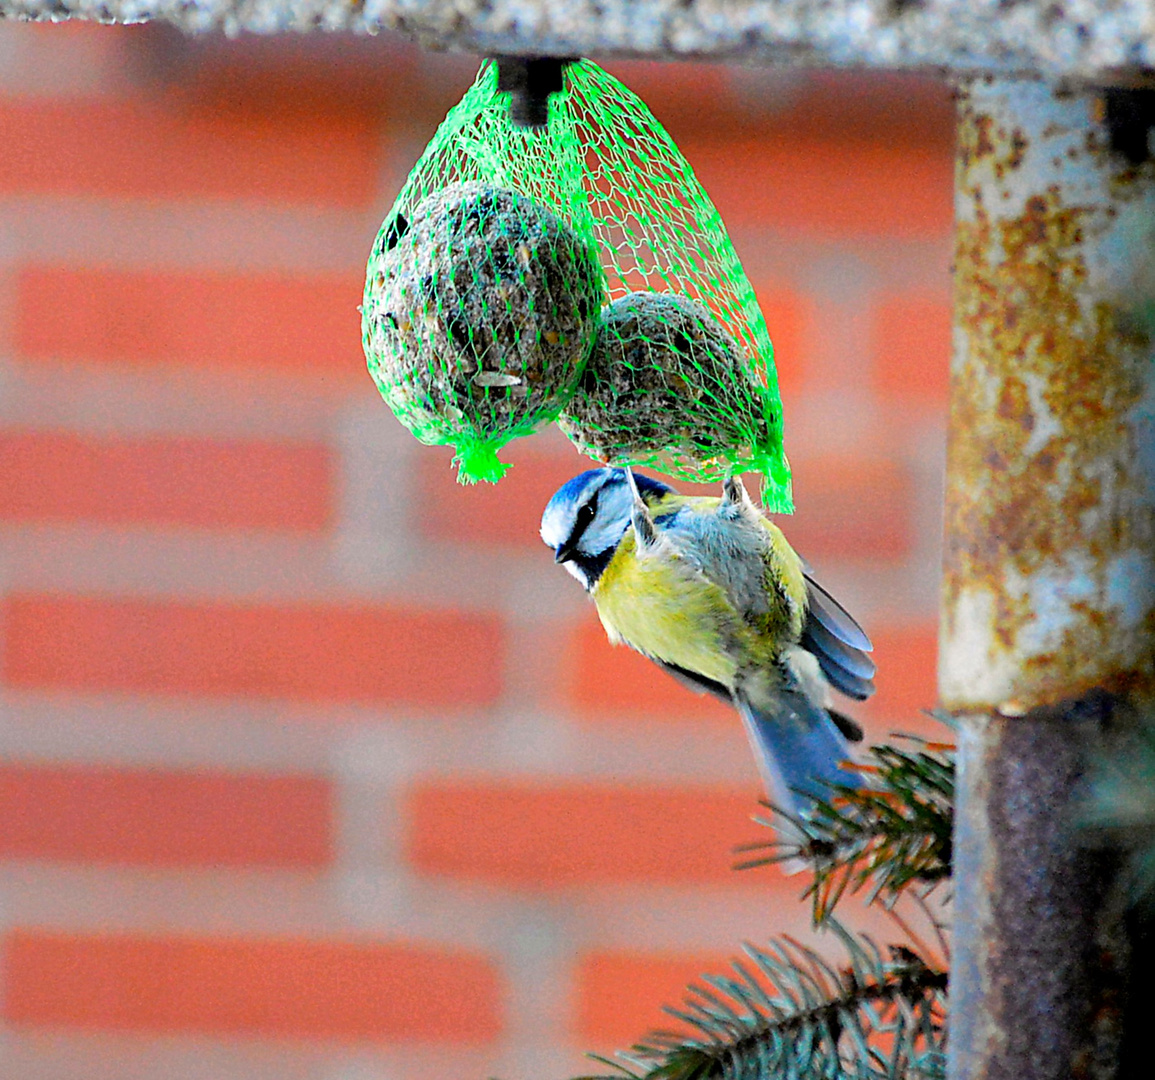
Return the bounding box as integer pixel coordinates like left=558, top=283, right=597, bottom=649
left=0, top=23, right=952, bottom=1079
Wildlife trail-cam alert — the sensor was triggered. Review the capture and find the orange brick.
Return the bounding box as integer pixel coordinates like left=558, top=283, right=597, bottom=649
left=3, top=930, right=502, bottom=1043
left=684, top=136, right=952, bottom=239
left=757, top=285, right=812, bottom=400
left=406, top=779, right=766, bottom=888
left=872, top=292, right=952, bottom=405
left=0, top=430, right=332, bottom=531
left=575, top=950, right=736, bottom=1045
left=0, top=763, right=332, bottom=868
left=1, top=594, right=503, bottom=707
left=164, top=31, right=424, bottom=125
left=0, top=98, right=379, bottom=205
left=860, top=624, right=940, bottom=732
left=602, top=66, right=953, bottom=156
left=16, top=266, right=363, bottom=376
left=565, top=618, right=733, bottom=723
left=785, top=454, right=914, bottom=562
left=419, top=446, right=586, bottom=547
left=597, top=61, right=734, bottom=135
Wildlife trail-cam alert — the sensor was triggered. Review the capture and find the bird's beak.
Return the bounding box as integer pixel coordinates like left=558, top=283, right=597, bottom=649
left=554, top=542, right=575, bottom=564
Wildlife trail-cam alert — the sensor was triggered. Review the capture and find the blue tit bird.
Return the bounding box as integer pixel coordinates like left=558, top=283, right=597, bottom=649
left=540, top=466, right=875, bottom=816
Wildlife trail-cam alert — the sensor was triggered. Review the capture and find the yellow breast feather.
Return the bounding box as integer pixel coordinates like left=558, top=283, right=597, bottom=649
left=591, top=493, right=810, bottom=693
left=757, top=517, right=808, bottom=637
left=592, top=527, right=744, bottom=688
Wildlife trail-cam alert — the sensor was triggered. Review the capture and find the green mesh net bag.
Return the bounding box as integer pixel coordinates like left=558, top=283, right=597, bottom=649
left=362, top=60, right=791, bottom=511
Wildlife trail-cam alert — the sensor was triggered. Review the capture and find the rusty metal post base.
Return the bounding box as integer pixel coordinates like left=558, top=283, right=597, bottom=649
left=951, top=702, right=1126, bottom=1080
left=944, top=77, right=1155, bottom=1080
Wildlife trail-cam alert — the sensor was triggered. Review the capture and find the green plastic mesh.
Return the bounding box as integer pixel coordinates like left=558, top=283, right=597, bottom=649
left=361, top=60, right=792, bottom=511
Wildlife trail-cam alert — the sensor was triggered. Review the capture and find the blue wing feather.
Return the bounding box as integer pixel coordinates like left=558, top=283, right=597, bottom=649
left=736, top=690, right=861, bottom=817
left=804, top=574, right=873, bottom=652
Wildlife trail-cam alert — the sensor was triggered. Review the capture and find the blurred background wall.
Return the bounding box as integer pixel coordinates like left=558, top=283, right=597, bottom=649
left=0, top=21, right=952, bottom=1080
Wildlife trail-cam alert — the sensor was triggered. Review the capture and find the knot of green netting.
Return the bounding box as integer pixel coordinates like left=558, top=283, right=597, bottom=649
left=451, top=435, right=513, bottom=484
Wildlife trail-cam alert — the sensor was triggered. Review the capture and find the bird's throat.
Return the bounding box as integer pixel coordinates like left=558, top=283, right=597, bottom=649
left=571, top=546, right=615, bottom=591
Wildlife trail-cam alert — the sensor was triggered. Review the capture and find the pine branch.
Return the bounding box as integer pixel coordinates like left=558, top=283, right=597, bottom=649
left=575, top=924, right=947, bottom=1080
left=736, top=735, right=955, bottom=924
left=570, top=733, right=955, bottom=1080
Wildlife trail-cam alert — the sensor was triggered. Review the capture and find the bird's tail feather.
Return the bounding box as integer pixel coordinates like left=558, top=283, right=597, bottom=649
left=736, top=690, right=860, bottom=819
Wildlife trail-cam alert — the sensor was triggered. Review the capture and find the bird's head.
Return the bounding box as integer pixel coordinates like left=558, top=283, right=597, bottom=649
left=540, top=467, right=672, bottom=589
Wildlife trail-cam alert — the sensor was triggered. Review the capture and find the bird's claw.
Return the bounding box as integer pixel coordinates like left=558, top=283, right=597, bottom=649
left=720, top=469, right=751, bottom=517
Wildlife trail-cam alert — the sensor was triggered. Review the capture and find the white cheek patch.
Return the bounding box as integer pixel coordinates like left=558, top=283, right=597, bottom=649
left=563, top=561, right=589, bottom=587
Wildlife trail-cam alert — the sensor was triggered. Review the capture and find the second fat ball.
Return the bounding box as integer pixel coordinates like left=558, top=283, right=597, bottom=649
left=558, top=291, right=779, bottom=479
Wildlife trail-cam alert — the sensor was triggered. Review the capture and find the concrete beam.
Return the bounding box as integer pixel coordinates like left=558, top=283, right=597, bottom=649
left=2, top=1, right=1155, bottom=82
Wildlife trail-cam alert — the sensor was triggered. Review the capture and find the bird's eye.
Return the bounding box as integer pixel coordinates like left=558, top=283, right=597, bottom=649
left=575, top=498, right=597, bottom=531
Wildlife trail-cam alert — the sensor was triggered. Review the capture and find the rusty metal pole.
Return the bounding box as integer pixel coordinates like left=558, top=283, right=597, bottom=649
left=944, top=77, right=1155, bottom=1080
